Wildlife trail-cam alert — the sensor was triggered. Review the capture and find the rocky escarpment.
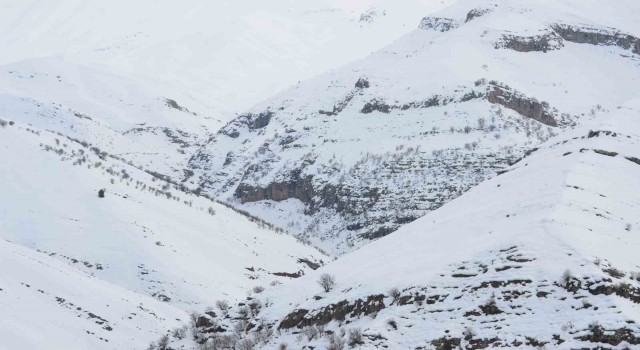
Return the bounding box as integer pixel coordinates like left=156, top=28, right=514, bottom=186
left=167, top=247, right=640, bottom=349
left=236, top=169, right=316, bottom=204
left=487, top=84, right=558, bottom=127
left=465, top=7, right=493, bottom=22
left=495, top=32, right=564, bottom=53
left=234, top=146, right=519, bottom=243
left=552, top=23, right=640, bottom=55
left=279, top=294, right=386, bottom=329
left=225, top=82, right=561, bottom=247
left=418, top=17, right=457, bottom=32
left=319, top=77, right=370, bottom=116
left=358, top=83, right=559, bottom=127
left=185, top=0, right=635, bottom=256
left=495, top=23, right=640, bottom=56
left=219, top=111, right=274, bottom=138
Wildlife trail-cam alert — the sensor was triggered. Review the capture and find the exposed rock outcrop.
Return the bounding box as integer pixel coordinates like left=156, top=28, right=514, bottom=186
left=279, top=294, right=386, bottom=329
left=487, top=84, right=557, bottom=126
left=551, top=23, right=640, bottom=55
left=418, top=17, right=457, bottom=32
left=361, top=99, right=392, bottom=114
left=218, top=110, right=274, bottom=138
left=465, top=8, right=492, bottom=22
left=495, top=32, right=564, bottom=53
left=355, top=76, right=370, bottom=89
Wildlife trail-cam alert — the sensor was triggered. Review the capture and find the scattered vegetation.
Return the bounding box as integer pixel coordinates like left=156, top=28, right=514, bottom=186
left=318, top=273, right=336, bottom=292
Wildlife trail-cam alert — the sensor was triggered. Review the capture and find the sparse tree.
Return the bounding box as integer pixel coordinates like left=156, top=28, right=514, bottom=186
left=387, top=318, right=398, bottom=330
left=348, top=328, right=363, bottom=347
left=216, top=300, right=230, bottom=315
left=318, top=273, right=336, bottom=292
left=463, top=326, right=476, bottom=340
left=388, top=287, right=401, bottom=303
left=236, top=339, right=255, bottom=350
left=157, top=335, right=170, bottom=350
left=477, top=117, right=486, bottom=130
left=327, top=333, right=347, bottom=350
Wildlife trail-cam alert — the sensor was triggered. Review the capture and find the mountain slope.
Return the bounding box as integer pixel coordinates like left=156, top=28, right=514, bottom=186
left=0, top=238, right=186, bottom=350
left=189, top=0, right=640, bottom=255
left=0, top=57, right=222, bottom=180
left=178, top=99, right=640, bottom=349
left=0, top=117, right=326, bottom=348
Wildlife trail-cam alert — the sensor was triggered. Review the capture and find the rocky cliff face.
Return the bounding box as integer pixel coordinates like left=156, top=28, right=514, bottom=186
left=487, top=84, right=558, bottom=127
left=552, top=24, right=640, bottom=55
left=495, top=32, right=564, bottom=53
left=419, top=17, right=457, bottom=32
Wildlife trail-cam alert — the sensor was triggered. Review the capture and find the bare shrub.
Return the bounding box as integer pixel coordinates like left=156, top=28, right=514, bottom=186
left=303, top=326, right=321, bottom=341
left=348, top=328, right=363, bottom=347
left=216, top=300, right=230, bottom=315
left=561, top=269, right=573, bottom=284
left=157, top=334, right=170, bottom=350
left=171, top=325, right=187, bottom=339
left=327, top=333, right=347, bottom=350
left=387, top=318, right=398, bottom=330
left=252, top=286, right=265, bottom=294
left=477, top=117, right=486, bottom=130
left=238, top=306, right=250, bottom=319
left=248, top=299, right=263, bottom=316
left=236, top=339, right=255, bottom=350
left=388, top=287, right=401, bottom=303
left=463, top=326, right=476, bottom=340
left=318, top=273, right=336, bottom=292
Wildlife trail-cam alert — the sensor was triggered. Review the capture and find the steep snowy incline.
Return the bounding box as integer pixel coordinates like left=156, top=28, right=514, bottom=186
left=0, top=0, right=455, bottom=115
left=0, top=117, right=326, bottom=316
left=189, top=0, right=640, bottom=255
left=177, top=100, right=640, bottom=349
left=0, top=238, right=186, bottom=350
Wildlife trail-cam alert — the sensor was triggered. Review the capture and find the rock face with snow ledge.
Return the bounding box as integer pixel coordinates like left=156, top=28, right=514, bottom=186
left=173, top=101, right=640, bottom=349
left=189, top=0, right=640, bottom=255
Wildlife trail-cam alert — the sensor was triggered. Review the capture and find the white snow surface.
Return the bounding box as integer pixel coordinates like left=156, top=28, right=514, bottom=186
left=0, top=120, right=326, bottom=348
left=0, top=0, right=454, bottom=116
left=0, top=0, right=639, bottom=348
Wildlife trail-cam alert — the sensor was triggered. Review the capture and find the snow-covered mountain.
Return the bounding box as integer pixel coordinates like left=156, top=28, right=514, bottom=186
left=0, top=0, right=454, bottom=116
left=1, top=0, right=639, bottom=349
left=169, top=97, right=640, bottom=349
left=189, top=0, right=640, bottom=255
left=0, top=118, right=326, bottom=348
